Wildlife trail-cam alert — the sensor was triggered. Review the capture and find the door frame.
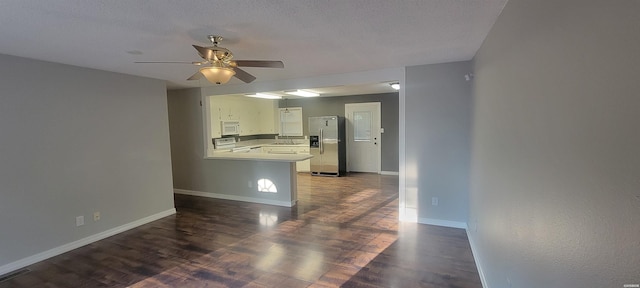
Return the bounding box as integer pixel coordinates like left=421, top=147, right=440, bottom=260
left=345, top=102, right=382, bottom=174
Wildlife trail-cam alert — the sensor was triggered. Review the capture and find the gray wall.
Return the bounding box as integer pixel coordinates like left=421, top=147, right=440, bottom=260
left=168, top=89, right=299, bottom=206
left=0, top=54, right=175, bottom=268
left=278, top=93, right=399, bottom=172
left=469, top=0, right=640, bottom=287
left=404, top=61, right=472, bottom=224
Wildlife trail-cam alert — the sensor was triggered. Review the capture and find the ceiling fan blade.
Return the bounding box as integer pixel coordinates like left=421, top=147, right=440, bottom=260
left=193, top=45, right=215, bottom=60
left=187, top=71, right=202, bottom=81
left=135, top=61, right=203, bottom=65
left=233, top=60, right=284, bottom=68
left=233, top=67, right=257, bottom=83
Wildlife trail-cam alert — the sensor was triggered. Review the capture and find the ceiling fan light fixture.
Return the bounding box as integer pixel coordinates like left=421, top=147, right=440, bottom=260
left=199, top=67, right=236, bottom=84
left=245, top=93, right=282, bottom=100
left=284, top=89, right=319, bottom=97
left=390, top=82, right=400, bottom=90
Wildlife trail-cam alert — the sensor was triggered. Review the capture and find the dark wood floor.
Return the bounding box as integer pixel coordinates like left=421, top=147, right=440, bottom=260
left=0, top=173, right=481, bottom=288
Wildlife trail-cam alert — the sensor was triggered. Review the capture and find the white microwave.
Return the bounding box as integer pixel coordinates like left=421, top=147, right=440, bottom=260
left=221, top=121, right=240, bottom=135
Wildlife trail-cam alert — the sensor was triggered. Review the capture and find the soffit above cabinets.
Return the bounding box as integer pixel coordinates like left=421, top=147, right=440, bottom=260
left=219, top=82, right=400, bottom=99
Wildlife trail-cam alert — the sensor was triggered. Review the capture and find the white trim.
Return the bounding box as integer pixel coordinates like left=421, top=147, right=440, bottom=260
left=417, top=217, right=487, bottom=287
left=417, top=217, right=467, bottom=229
left=466, top=230, right=489, bottom=288
left=174, top=189, right=296, bottom=207
left=398, top=69, right=406, bottom=222
left=400, top=207, right=418, bottom=223
left=0, top=208, right=176, bottom=277
left=201, top=91, right=212, bottom=158
left=380, top=171, right=399, bottom=176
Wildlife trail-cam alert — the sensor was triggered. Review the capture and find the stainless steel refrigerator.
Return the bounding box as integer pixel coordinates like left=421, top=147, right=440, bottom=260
left=309, top=116, right=346, bottom=176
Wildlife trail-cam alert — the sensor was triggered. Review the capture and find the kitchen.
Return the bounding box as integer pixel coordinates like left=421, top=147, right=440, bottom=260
left=180, top=85, right=399, bottom=207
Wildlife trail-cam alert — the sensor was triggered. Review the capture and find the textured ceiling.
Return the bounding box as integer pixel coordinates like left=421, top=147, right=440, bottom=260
left=0, top=0, right=507, bottom=90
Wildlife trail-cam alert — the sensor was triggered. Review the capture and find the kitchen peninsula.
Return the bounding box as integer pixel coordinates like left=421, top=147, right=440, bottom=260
left=181, top=138, right=310, bottom=208
left=208, top=151, right=311, bottom=162
left=173, top=95, right=310, bottom=208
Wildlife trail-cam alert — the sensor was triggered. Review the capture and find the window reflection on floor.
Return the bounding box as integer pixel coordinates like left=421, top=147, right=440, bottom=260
left=259, top=211, right=278, bottom=227
left=255, top=243, right=285, bottom=271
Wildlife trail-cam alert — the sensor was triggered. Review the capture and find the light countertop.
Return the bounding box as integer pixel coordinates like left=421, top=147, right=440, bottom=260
left=207, top=139, right=311, bottom=162
left=206, top=151, right=312, bottom=162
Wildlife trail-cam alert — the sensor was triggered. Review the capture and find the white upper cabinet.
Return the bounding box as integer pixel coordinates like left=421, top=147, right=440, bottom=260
left=209, top=96, right=278, bottom=138
left=278, top=107, right=303, bottom=136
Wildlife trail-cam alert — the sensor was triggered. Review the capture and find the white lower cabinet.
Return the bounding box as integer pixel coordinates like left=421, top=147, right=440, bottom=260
left=262, top=145, right=310, bottom=172
left=296, top=147, right=310, bottom=172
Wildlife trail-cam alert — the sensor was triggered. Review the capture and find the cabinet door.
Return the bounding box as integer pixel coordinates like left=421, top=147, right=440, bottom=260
left=259, top=102, right=277, bottom=134
left=210, top=95, right=282, bottom=137
left=293, top=147, right=310, bottom=172
left=279, top=107, right=303, bottom=136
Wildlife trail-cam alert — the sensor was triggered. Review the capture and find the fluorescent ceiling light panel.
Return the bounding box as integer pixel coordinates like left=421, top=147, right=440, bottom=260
left=245, top=93, right=282, bottom=99
left=284, top=90, right=319, bottom=97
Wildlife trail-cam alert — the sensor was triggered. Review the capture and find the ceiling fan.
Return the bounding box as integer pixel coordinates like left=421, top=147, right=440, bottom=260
left=135, top=35, right=284, bottom=84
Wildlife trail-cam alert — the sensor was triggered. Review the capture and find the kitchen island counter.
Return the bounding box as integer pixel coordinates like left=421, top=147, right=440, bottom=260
left=206, top=151, right=312, bottom=162
left=177, top=151, right=312, bottom=208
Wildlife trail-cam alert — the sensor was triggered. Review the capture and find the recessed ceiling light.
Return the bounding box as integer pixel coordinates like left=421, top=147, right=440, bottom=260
left=245, top=93, right=282, bottom=100
left=284, top=89, right=320, bottom=97
left=390, top=83, right=400, bottom=90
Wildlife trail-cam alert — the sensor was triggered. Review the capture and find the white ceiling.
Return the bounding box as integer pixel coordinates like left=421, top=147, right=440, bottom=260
left=0, top=1, right=507, bottom=91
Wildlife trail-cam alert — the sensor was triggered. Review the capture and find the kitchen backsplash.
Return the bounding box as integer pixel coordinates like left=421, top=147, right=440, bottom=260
left=237, top=134, right=279, bottom=141
left=213, top=134, right=309, bottom=147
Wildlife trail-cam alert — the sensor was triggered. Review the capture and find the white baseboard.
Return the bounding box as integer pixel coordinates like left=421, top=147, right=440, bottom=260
left=0, top=208, right=176, bottom=277
left=466, top=229, right=489, bottom=288
left=174, top=189, right=296, bottom=207
left=417, top=217, right=467, bottom=229
left=399, top=207, right=418, bottom=223
left=380, top=171, right=399, bottom=176
left=411, top=217, right=486, bottom=287
left=414, top=218, right=487, bottom=287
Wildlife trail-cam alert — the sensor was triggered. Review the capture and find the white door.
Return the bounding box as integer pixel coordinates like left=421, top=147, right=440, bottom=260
left=345, top=102, right=381, bottom=173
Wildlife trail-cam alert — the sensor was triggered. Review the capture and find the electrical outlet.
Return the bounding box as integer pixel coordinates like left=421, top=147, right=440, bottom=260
left=431, top=197, right=439, bottom=206
left=93, top=212, right=100, bottom=222
left=76, top=216, right=84, bottom=227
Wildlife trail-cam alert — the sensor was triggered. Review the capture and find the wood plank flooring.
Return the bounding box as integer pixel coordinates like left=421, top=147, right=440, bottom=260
left=0, top=173, right=481, bottom=287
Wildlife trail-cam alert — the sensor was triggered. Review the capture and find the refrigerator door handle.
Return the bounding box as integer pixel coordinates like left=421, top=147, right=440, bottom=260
left=320, top=128, right=324, bottom=154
